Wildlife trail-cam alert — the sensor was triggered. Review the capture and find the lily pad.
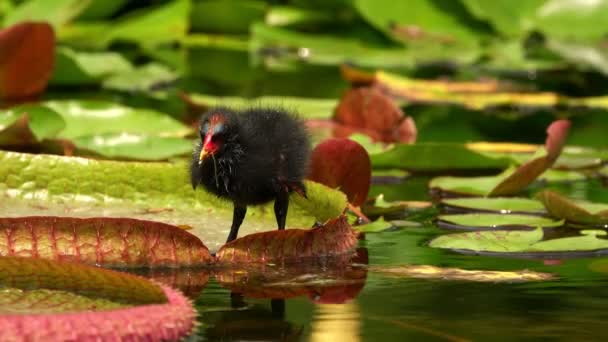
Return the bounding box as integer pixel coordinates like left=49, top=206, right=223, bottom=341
left=437, top=213, right=563, bottom=230
left=0, top=216, right=213, bottom=268
left=50, top=47, right=133, bottom=86
left=354, top=217, right=394, bottom=233
left=537, top=190, right=608, bottom=226
left=430, top=227, right=608, bottom=257
left=441, top=197, right=546, bottom=214
left=216, top=216, right=358, bottom=264
left=0, top=151, right=346, bottom=250
left=372, top=264, right=554, bottom=282
left=0, top=105, right=65, bottom=146
left=0, top=256, right=196, bottom=341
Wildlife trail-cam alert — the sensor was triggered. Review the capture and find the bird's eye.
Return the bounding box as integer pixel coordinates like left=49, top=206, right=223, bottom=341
left=200, top=123, right=209, bottom=137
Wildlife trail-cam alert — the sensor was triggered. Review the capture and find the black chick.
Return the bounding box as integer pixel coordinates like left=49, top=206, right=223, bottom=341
left=191, top=107, right=311, bottom=243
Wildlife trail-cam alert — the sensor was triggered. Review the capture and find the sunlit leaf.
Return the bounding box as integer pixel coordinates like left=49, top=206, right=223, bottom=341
left=308, top=138, right=371, bottom=206
left=373, top=264, right=554, bottom=282
left=0, top=22, right=54, bottom=100
left=3, top=0, right=90, bottom=28
left=71, top=133, right=193, bottom=160
left=50, top=47, right=133, bottom=86
left=0, top=151, right=347, bottom=250
left=102, top=63, right=178, bottom=94
left=0, top=105, right=64, bottom=145
left=216, top=216, right=358, bottom=263
left=0, top=216, right=213, bottom=267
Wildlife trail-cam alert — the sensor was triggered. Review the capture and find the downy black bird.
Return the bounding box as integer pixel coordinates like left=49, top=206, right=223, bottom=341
left=191, top=107, right=311, bottom=243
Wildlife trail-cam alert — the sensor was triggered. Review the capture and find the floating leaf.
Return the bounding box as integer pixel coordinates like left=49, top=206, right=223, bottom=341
left=0, top=151, right=346, bottom=250
left=334, top=86, right=416, bottom=143
left=0, top=288, right=127, bottom=314
left=0, top=22, right=54, bottom=100
left=216, top=216, right=358, bottom=264
left=0, top=216, right=213, bottom=267
left=441, top=197, right=546, bottom=214
left=437, top=213, right=563, bottom=230
left=430, top=227, right=608, bottom=256
left=3, top=0, right=89, bottom=28
left=537, top=190, right=608, bottom=226
left=431, top=120, right=571, bottom=196
left=102, top=63, right=178, bottom=94
left=308, top=138, right=371, bottom=206
left=354, top=217, right=394, bottom=233
left=0, top=257, right=196, bottom=341
left=190, top=0, right=266, bottom=34
left=372, top=264, right=554, bottom=282
left=0, top=105, right=65, bottom=146
left=371, top=143, right=511, bottom=172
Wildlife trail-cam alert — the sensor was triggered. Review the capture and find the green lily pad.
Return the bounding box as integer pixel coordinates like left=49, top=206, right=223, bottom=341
left=437, top=213, right=563, bottom=230
left=0, top=151, right=346, bottom=250
left=371, top=143, right=511, bottom=172
left=0, top=105, right=65, bottom=146
left=3, top=0, right=89, bottom=28
left=441, top=197, right=546, bottom=214
left=430, top=166, right=514, bottom=196
left=430, top=227, right=608, bottom=256
left=537, top=190, right=608, bottom=226
left=354, top=217, right=394, bottom=233
left=50, top=47, right=133, bottom=86
left=102, top=63, right=178, bottom=94
left=71, top=133, right=193, bottom=160
left=185, top=93, right=337, bottom=120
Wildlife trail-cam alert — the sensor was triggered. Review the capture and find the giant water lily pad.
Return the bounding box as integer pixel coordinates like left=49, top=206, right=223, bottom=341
left=0, top=257, right=196, bottom=340
left=0, top=151, right=346, bottom=250
left=437, top=213, right=563, bottom=230
left=0, top=216, right=212, bottom=268
left=537, top=190, right=608, bottom=226
left=430, top=228, right=608, bottom=257
left=441, top=197, right=546, bottom=214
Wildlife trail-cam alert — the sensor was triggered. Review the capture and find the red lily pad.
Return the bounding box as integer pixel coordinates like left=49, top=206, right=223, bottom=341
left=0, top=22, right=55, bottom=100
left=334, top=86, right=417, bottom=143
left=489, top=119, right=571, bottom=196
left=0, top=216, right=213, bottom=267
left=0, top=257, right=196, bottom=341
left=216, top=216, right=358, bottom=264
left=307, top=138, right=371, bottom=206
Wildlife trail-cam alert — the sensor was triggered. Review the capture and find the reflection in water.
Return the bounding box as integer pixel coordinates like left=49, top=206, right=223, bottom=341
left=310, top=302, right=361, bottom=342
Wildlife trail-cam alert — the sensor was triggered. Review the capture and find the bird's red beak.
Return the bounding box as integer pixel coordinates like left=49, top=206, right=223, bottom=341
left=198, top=134, right=218, bottom=164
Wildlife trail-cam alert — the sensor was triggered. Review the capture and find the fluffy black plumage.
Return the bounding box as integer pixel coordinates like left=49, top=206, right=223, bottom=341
left=191, top=106, right=311, bottom=242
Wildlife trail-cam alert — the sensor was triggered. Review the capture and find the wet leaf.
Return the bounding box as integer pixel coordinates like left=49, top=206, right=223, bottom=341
left=0, top=216, right=213, bottom=267
left=537, top=190, right=608, bottom=225
left=0, top=257, right=196, bottom=341
left=0, top=151, right=346, bottom=250
left=50, top=47, right=133, bottom=86
left=441, top=197, right=546, bottom=214
left=307, top=138, right=371, bottom=206
left=216, top=216, right=358, bottom=264
left=0, top=22, right=54, bottom=100
left=334, top=86, right=416, bottom=143
left=437, top=213, right=563, bottom=230
left=372, top=264, right=554, bottom=282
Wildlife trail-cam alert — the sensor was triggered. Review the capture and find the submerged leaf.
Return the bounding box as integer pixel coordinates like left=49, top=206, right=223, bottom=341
left=373, top=264, right=554, bottom=282
left=308, top=138, right=371, bottom=206
left=537, top=190, right=608, bottom=225
left=0, top=216, right=213, bottom=267
left=216, top=216, right=358, bottom=264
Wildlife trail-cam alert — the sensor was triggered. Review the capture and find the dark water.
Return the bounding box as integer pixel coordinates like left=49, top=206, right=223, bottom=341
left=131, top=177, right=608, bottom=341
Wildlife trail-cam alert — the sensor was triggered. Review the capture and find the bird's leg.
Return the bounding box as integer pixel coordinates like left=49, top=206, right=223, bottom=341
left=227, top=203, right=247, bottom=242
left=274, top=190, right=289, bottom=230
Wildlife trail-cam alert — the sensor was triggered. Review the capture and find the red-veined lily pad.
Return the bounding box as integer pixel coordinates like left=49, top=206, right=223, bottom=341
left=430, top=227, right=608, bottom=257
left=441, top=197, right=546, bottom=214
left=0, top=216, right=213, bottom=268
left=0, top=22, right=55, bottom=100
left=430, top=120, right=571, bottom=196
left=537, top=190, right=608, bottom=226
left=0, top=151, right=347, bottom=250
left=0, top=256, right=196, bottom=340
left=371, top=265, right=554, bottom=282
left=216, top=216, right=358, bottom=264
left=307, top=138, right=371, bottom=206
left=437, top=213, right=563, bottom=230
